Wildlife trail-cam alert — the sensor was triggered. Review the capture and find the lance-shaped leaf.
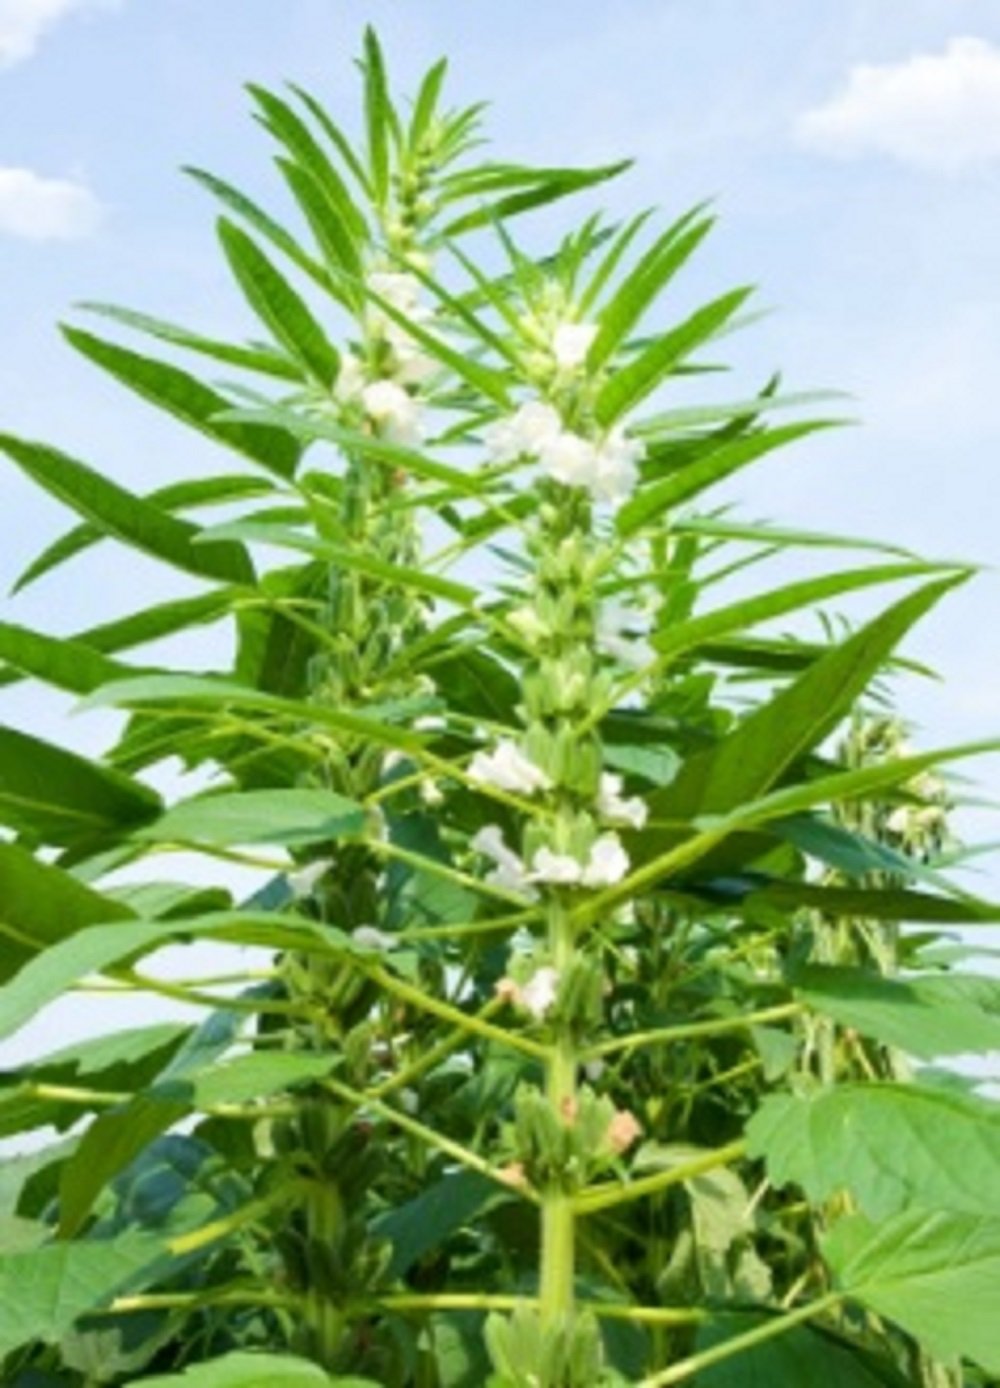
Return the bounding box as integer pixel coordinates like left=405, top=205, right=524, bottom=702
left=185, top=165, right=332, bottom=292
left=0, top=619, right=137, bottom=695
left=218, top=218, right=340, bottom=384
left=587, top=207, right=714, bottom=369
left=79, top=300, right=303, bottom=379
left=653, top=574, right=964, bottom=821
left=141, top=1353, right=373, bottom=1386
left=0, top=1230, right=165, bottom=1360
left=362, top=25, right=394, bottom=204
left=0, top=842, right=134, bottom=982
left=0, top=435, right=255, bottom=585
left=595, top=286, right=752, bottom=425
left=791, top=964, right=1000, bottom=1058
left=441, top=158, right=632, bottom=236
left=618, top=421, right=834, bottom=536
left=0, top=724, right=161, bottom=848
left=137, top=787, right=365, bottom=849
left=747, top=1084, right=1000, bottom=1219
left=12, top=473, right=272, bottom=594
left=0, top=912, right=351, bottom=1044
left=825, top=1209, right=1000, bottom=1374
left=80, top=673, right=428, bottom=753
left=62, top=327, right=302, bottom=477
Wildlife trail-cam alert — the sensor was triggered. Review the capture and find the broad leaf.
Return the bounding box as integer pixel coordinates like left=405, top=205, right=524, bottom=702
left=748, top=1084, right=1000, bottom=1218
left=142, top=1352, right=375, bottom=1385
left=825, top=1209, right=1000, bottom=1373
left=0, top=1230, right=163, bottom=1360
left=792, top=964, right=1000, bottom=1058
left=696, top=1315, right=910, bottom=1388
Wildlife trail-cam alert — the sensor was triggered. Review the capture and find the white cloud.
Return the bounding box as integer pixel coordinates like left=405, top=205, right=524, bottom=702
left=0, top=0, right=116, bottom=68
left=0, top=167, right=103, bottom=239
left=796, top=36, right=1000, bottom=172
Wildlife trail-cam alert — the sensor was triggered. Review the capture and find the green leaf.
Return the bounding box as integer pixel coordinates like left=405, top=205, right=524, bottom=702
left=217, top=219, right=340, bottom=384
left=79, top=300, right=303, bottom=379
left=825, top=1209, right=1000, bottom=1373
left=696, top=1315, right=910, bottom=1388
left=249, top=83, right=368, bottom=244
left=0, top=435, right=255, bottom=585
left=0, top=724, right=161, bottom=848
left=0, top=1230, right=163, bottom=1360
left=618, top=421, right=833, bottom=536
left=120, top=1351, right=358, bottom=1386
left=588, top=208, right=714, bottom=369
left=655, top=575, right=963, bottom=820
left=62, top=326, right=302, bottom=477
left=0, top=843, right=134, bottom=982
left=409, top=56, right=448, bottom=152
left=80, top=673, right=427, bottom=754
left=0, top=912, right=350, bottom=1044
left=11, top=474, right=271, bottom=594
left=376, top=1170, right=499, bottom=1278
left=185, top=165, right=332, bottom=292
left=190, top=1050, right=336, bottom=1108
left=137, top=787, right=365, bottom=848
left=744, top=878, right=1000, bottom=925
left=442, top=159, right=631, bottom=236
left=0, top=619, right=136, bottom=694
left=60, top=1092, right=190, bottom=1237
left=362, top=26, right=393, bottom=204
left=595, top=286, right=752, bottom=425
left=792, top=965, right=1000, bottom=1059
left=651, top=561, right=940, bottom=665
left=748, top=1084, right=1000, bottom=1219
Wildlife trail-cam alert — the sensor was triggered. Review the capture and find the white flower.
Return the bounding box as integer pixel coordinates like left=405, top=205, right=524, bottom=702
left=287, top=858, right=333, bottom=898
left=382, top=749, right=408, bottom=775
left=471, top=824, right=538, bottom=900
left=520, top=965, right=561, bottom=1020
left=581, top=832, right=631, bottom=888
left=334, top=351, right=366, bottom=402
left=598, top=772, right=648, bottom=829
left=583, top=1058, right=606, bottom=1082
left=369, top=270, right=423, bottom=314
left=360, top=379, right=424, bottom=448
left=591, top=428, right=644, bottom=504
left=468, top=739, right=552, bottom=796
left=552, top=321, right=598, bottom=370
left=398, top=1087, right=420, bottom=1114
left=538, top=429, right=598, bottom=489
left=886, top=806, right=912, bottom=835
left=596, top=600, right=655, bottom=670
left=420, top=778, right=444, bottom=807
left=482, top=401, right=562, bottom=464
left=530, top=846, right=585, bottom=885
left=414, top=714, right=446, bottom=732
left=352, top=925, right=396, bottom=952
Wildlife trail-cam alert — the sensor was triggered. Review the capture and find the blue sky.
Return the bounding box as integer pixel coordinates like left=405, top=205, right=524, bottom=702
left=2, top=0, right=1000, bottom=1058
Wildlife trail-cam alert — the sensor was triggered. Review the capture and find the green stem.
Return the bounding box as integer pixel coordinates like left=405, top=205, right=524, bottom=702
left=363, top=961, right=549, bottom=1059
left=583, top=1003, right=802, bottom=1060
left=577, top=1140, right=747, bottom=1214
left=539, top=894, right=578, bottom=1327
left=638, top=1291, right=841, bottom=1386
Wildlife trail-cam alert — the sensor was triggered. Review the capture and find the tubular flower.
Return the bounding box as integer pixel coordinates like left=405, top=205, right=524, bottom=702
left=471, top=824, right=539, bottom=900
left=580, top=832, right=631, bottom=888
left=468, top=739, right=553, bottom=796
left=551, top=320, right=598, bottom=371
left=482, top=400, right=562, bottom=465
left=360, top=379, right=424, bottom=447
left=598, top=771, right=648, bottom=829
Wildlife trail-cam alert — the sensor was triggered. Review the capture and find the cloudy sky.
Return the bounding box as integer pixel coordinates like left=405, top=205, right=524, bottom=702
left=2, top=0, right=1000, bottom=1056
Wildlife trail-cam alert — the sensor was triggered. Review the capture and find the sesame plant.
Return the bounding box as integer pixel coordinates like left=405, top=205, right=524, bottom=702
left=2, top=30, right=1000, bottom=1388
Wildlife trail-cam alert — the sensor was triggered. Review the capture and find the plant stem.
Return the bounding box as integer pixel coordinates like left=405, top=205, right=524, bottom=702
left=576, top=1140, right=747, bottom=1214
left=638, top=1292, right=841, bottom=1386
left=583, top=1003, right=802, bottom=1060
left=539, top=895, right=578, bottom=1327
